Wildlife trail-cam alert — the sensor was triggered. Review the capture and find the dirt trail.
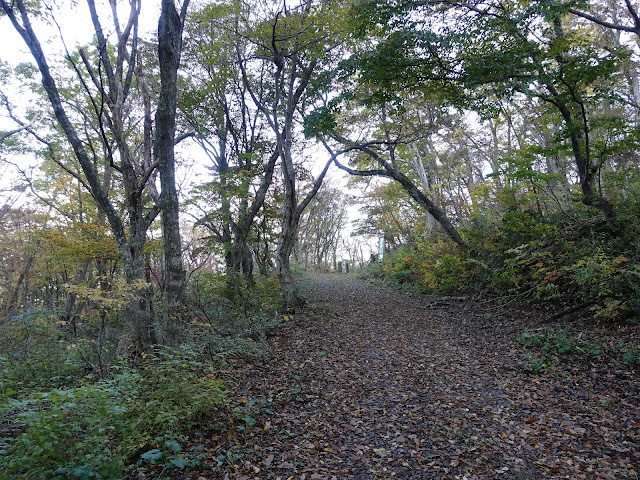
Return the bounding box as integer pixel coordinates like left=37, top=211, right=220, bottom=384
left=203, top=274, right=640, bottom=480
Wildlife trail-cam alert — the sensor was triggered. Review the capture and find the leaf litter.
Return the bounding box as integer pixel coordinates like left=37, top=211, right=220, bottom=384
left=179, top=274, right=640, bottom=480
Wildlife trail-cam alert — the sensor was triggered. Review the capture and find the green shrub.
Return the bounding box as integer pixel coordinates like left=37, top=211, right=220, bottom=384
left=383, top=246, right=418, bottom=281
left=371, top=239, right=490, bottom=295
left=369, top=229, right=640, bottom=322
left=357, top=260, right=384, bottom=279
left=622, top=347, right=640, bottom=367
left=498, top=210, right=558, bottom=246
left=0, top=309, right=88, bottom=391
left=117, top=346, right=227, bottom=455
left=0, top=346, right=227, bottom=480
left=557, top=250, right=638, bottom=320
left=185, top=272, right=283, bottom=363
left=1, top=384, right=125, bottom=480
left=252, top=275, right=284, bottom=312
left=187, top=271, right=283, bottom=321
left=518, top=328, right=602, bottom=357
left=427, top=254, right=463, bottom=293
left=390, top=269, right=413, bottom=284
left=523, top=356, right=551, bottom=373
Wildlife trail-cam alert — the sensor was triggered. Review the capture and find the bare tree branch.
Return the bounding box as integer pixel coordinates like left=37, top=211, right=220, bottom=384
left=568, top=7, right=639, bottom=36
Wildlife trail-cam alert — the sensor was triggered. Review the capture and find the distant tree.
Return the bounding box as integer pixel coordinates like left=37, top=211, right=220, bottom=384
left=0, top=208, right=43, bottom=318
left=183, top=1, right=279, bottom=287
left=234, top=0, right=349, bottom=307
left=295, top=186, right=350, bottom=268
left=566, top=0, right=640, bottom=39
left=311, top=96, right=469, bottom=248
left=353, top=182, right=427, bottom=248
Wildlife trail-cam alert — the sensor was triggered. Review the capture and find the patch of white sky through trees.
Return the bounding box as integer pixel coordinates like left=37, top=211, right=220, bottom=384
left=0, top=0, right=379, bottom=258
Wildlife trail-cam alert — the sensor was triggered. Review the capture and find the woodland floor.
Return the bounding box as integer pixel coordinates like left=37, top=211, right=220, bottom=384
left=182, top=273, right=640, bottom=480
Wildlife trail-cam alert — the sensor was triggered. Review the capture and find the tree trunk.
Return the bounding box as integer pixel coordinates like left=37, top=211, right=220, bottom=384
left=60, top=260, right=90, bottom=328
left=275, top=183, right=304, bottom=309
left=226, top=237, right=255, bottom=293
left=2, top=0, right=172, bottom=353
left=389, top=169, right=467, bottom=248
left=156, top=0, right=188, bottom=342
left=118, top=237, right=157, bottom=356
left=546, top=84, right=618, bottom=231
left=328, top=140, right=468, bottom=249
left=5, top=251, right=35, bottom=318
left=275, top=151, right=332, bottom=308
left=276, top=238, right=302, bottom=309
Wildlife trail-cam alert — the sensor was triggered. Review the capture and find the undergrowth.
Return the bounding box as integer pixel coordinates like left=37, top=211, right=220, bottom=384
left=0, top=273, right=284, bottom=479
left=518, top=328, right=603, bottom=357
left=517, top=328, right=640, bottom=372
left=0, top=346, right=227, bottom=480
left=362, top=211, right=640, bottom=323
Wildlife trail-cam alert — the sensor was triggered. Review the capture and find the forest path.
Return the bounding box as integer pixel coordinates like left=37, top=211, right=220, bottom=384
left=206, top=274, right=639, bottom=480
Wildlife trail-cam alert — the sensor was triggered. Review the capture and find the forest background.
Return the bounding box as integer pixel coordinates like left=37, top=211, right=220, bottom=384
left=0, top=0, right=639, bottom=478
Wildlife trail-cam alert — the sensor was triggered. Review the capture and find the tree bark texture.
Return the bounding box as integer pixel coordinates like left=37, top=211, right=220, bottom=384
left=156, top=0, right=189, bottom=342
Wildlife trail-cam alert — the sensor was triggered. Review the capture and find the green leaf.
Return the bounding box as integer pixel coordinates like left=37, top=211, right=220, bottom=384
left=140, top=449, right=163, bottom=463
left=167, top=456, right=188, bottom=469
left=164, top=439, right=182, bottom=453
